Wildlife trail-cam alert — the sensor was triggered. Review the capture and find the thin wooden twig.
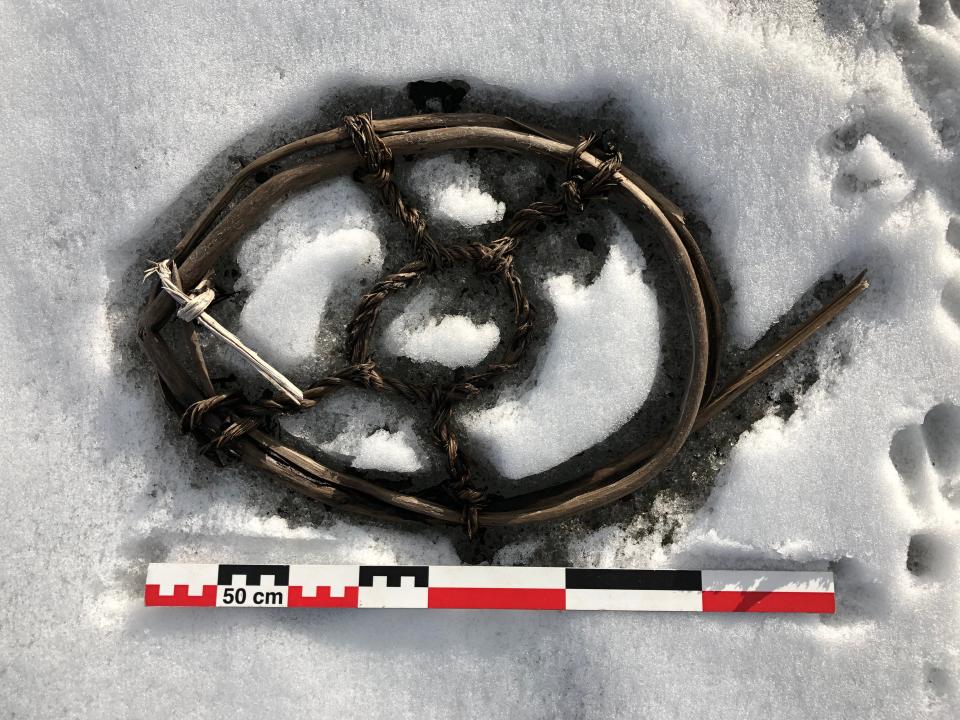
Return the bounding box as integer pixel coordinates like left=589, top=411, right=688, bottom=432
left=145, top=259, right=304, bottom=405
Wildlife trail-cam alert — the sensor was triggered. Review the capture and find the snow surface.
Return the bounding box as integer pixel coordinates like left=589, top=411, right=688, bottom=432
left=283, top=391, right=429, bottom=474
left=383, top=289, right=501, bottom=368
left=2, top=1, right=960, bottom=718
left=464, top=223, right=660, bottom=479
left=323, top=428, right=423, bottom=473
left=233, top=178, right=385, bottom=374
left=238, top=226, right=383, bottom=371
left=407, top=154, right=506, bottom=225
left=234, top=178, right=382, bottom=289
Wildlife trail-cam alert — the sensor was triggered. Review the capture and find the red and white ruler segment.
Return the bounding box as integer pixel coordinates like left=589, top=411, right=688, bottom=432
left=145, top=564, right=835, bottom=613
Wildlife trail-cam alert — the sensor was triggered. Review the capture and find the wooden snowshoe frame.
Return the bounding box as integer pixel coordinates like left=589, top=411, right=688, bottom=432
left=139, top=112, right=868, bottom=537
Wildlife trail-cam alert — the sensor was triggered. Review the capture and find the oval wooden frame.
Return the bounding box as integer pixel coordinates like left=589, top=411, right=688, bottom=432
left=138, top=113, right=867, bottom=530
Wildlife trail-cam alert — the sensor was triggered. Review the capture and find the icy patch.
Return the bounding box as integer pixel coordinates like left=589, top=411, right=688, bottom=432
left=237, top=228, right=383, bottom=371
left=464, top=218, right=659, bottom=479
left=407, top=155, right=505, bottom=225
left=384, top=289, right=500, bottom=368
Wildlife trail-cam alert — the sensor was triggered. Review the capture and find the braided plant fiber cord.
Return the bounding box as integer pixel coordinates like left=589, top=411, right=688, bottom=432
left=139, top=112, right=869, bottom=536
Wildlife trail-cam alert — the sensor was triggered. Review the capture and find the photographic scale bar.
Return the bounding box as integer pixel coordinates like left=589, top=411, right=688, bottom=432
left=144, top=564, right=835, bottom=613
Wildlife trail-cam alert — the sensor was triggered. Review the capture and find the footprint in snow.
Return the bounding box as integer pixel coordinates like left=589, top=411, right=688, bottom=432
left=889, top=399, right=960, bottom=705
left=941, top=217, right=960, bottom=330
left=889, top=402, right=960, bottom=583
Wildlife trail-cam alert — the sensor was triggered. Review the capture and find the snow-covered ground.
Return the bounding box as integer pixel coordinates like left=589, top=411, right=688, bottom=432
left=2, top=0, right=959, bottom=717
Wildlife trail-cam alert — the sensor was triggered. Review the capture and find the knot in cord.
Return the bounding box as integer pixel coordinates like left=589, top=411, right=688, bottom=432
left=180, top=391, right=240, bottom=433
left=342, top=113, right=393, bottom=177
left=176, top=280, right=215, bottom=322
left=560, top=178, right=584, bottom=213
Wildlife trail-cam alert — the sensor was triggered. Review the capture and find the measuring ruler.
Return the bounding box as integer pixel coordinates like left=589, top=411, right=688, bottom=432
left=144, top=564, right=835, bottom=613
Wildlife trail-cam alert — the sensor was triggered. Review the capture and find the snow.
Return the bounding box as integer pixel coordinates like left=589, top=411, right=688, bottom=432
left=833, top=134, right=914, bottom=207
left=283, top=391, right=429, bottom=474
left=324, top=428, right=423, bottom=473
left=407, top=154, right=506, bottom=225
left=238, top=226, right=383, bottom=371
left=2, top=0, right=960, bottom=718
left=464, top=223, right=660, bottom=479
left=384, top=289, right=501, bottom=368
left=234, top=178, right=382, bottom=289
